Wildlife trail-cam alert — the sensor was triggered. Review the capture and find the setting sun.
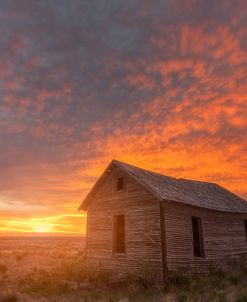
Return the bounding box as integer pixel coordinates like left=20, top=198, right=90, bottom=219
left=34, top=225, right=51, bottom=233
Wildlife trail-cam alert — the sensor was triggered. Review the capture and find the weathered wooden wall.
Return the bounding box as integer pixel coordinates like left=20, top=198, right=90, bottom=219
left=86, top=166, right=163, bottom=281
left=86, top=163, right=247, bottom=280
left=164, top=201, right=247, bottom=275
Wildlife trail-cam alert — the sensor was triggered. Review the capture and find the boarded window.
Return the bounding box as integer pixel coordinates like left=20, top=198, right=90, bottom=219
left=113, top=215, right=125, bottom=253
left=244, top=220, right=247, bottom=241
left=116, top=177, right=124, bottom=191
left=191, top=216, right=204, bottom=257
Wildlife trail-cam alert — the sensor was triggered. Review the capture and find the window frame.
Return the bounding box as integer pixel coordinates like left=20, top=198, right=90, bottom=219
left=115, top=176, right=125, bottom=192
left=112, top=214, right=126, bottom=256
left=191, top=216, right=205, bottom=258
left=244, top=220, right=247, bottom=241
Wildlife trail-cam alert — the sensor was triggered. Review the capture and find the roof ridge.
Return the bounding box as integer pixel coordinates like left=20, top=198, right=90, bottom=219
left=177, top=177, right=217, bottom=186
left=113, top=159, right=176, bottom=178
left=113, top=159, right=217, bottom=186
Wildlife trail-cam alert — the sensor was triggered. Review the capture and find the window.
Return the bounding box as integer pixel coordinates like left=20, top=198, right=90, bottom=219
left=113, top=215, right=125, bottom=253
left=116, top=177, right=124, bottom=191
left=244, top=220, right=247, bottom=241
left=191, top=216, right=204, bottom=257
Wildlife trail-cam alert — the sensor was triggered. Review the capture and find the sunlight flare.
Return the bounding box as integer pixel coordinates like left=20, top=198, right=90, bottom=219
left=34, top=225, right=52, bottom=233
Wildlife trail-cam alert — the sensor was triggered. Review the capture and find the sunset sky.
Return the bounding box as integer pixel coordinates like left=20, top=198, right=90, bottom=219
left=0, top=0, right=246, bottom=235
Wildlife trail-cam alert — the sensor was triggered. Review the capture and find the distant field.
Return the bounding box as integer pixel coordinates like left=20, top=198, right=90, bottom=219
left=0, top=236, right=85, bottom=301
left=0, top=236, right=85, bottom=278
left=0, top=236, right=247, bottom=302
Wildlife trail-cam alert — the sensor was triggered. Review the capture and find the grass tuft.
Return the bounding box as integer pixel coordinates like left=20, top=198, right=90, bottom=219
left=1, top=294, right=18, bottom=302
left=236, top=295, right=247, bottom=302
left=0, top=264, right=7, bottom=274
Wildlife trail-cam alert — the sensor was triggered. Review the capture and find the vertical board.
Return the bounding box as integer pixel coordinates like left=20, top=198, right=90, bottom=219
left=86, top=166, right=163, bottom=281
left=164, top=201, right=247, bottom=275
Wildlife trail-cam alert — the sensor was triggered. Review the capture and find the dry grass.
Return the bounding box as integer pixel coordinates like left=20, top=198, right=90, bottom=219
left=0, top=236, right=247, bottom=302
left=0, top=264, right=7, bottom=274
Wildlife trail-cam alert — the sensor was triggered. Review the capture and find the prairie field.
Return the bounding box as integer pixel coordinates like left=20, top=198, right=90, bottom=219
left=0, top=236, right=247, bottom=302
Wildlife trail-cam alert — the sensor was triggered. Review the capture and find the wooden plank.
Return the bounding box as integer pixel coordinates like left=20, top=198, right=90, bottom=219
left=86, top=166, right=163, bottom=281
left=159, top=201, right=167, bottom=283
left=164, top=201, right=247, bottom=275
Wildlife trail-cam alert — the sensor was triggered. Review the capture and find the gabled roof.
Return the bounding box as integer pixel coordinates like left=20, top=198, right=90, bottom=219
left=79, top=160, right=247, bottom=213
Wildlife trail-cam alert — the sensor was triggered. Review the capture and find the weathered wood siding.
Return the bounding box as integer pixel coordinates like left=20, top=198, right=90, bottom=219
left=164, top=201, right=247, bottom=275
left=86, top=166, right=163, bottom=281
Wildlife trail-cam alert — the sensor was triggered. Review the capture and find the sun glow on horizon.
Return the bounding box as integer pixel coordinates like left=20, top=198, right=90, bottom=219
left=0, top=213, right=87, bottom=235
left=34, top=225, right=52, bottom=233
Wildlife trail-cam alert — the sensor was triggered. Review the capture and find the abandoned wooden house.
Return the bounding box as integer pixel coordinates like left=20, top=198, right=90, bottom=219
left=79, top=160, right=247, bottom=282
